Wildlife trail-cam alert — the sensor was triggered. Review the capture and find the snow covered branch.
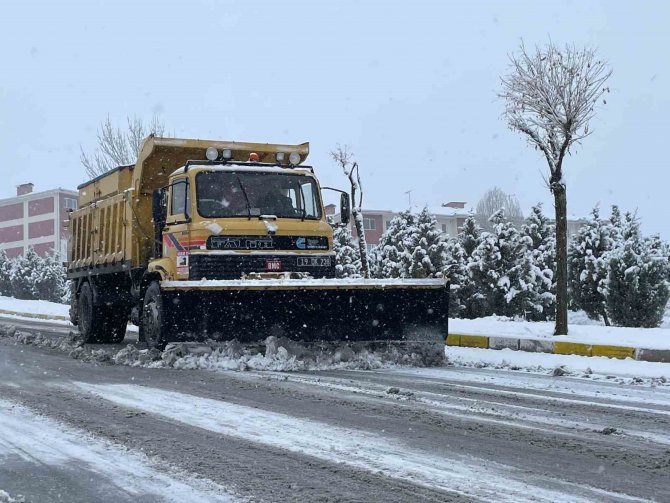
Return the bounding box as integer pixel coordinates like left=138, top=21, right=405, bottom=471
left=330, top=145, right=370, bottom=278
left=500, top=41, right=612, bottom=184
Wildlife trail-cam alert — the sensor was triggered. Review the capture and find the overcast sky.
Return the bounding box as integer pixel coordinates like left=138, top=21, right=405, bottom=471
left=1, top=0, right=667, bottom=236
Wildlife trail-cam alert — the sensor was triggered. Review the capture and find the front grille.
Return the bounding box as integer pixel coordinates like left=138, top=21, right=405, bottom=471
left=189, top=254, right=335, bottom=280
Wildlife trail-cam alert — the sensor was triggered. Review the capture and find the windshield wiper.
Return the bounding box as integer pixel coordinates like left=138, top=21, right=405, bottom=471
left=298, top=184, right=307, bottom=221
left=235, top=174, right=252, bottom=220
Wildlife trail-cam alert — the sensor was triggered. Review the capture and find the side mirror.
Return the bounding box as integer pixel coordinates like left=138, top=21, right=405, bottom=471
left=340, top=192, right=351, bottom=226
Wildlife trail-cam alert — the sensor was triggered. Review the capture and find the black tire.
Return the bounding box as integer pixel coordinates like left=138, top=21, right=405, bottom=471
left=78, top=282, right=103, bottom=343
left=78, top=282, right=128, bottom=344
left=141, top=281, right=166, bottom=350
left=104, top=311, right=128, bottom=344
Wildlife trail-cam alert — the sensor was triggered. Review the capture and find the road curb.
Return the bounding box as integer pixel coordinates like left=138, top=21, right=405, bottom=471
left=0, top=308, right=69, bottom=322
left=445, top=333, right=670, bottom=363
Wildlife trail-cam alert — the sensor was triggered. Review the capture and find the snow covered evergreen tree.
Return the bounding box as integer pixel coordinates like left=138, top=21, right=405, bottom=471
left=518, top=204, right=556, bottom=320
left=444, top=237, right=469, bottom=317
left=605, top=212, right=670, bottom=327
left=458, top=214, right=481, bottom=257
left=10, top=247, right=42, bottom=300
left=372, top=210, right=417, bottom=278
left=0, top=250, right=11, bottom=297
left=568, top=206, right=613, bottom=325
left=467, top=209, right=523, bottom=317
left=609, top=205, right=623, bottom=244
left=447, top=216, right=481, bottom=318
left=408, top=207, right=448, bottom=278
left=32, top=251, right=68, bottom=303
left=332, top=226, right=362, bottom=278
left=373, top=208, right=448, bottom=279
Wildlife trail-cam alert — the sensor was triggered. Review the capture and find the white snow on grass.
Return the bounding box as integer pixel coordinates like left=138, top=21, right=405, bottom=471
left=0, top=399, right=237, bottom=502
left=451, top=315, right=670, bottom=350
left=0, top=295, right=69, bottom=319
left=73, top=382, right=645, bottom=503
left=445, top=346, right=670, bottom=381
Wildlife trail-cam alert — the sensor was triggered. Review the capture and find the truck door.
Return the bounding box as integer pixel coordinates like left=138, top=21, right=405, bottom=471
left=164, top=178, right=192, bottom=279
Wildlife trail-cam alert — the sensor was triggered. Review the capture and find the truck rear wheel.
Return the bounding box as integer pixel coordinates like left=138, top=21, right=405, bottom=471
left=105, top=312, right=128, bottom=344
left=78, top=282, right=128, bottom=344
left=141, top=281, right=166, bottom=350
left=78, top=282, right=103, bottom=343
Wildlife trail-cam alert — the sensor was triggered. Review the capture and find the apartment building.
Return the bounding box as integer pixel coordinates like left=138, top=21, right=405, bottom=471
left=0, top=183, right=78, bottom=258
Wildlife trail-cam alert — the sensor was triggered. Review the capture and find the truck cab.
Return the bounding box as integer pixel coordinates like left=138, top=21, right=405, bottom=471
left=151, top=150, right=350, bottom=282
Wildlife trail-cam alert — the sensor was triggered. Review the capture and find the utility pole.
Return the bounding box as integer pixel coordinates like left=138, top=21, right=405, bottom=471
left=404, top=189, right=413, bottom=208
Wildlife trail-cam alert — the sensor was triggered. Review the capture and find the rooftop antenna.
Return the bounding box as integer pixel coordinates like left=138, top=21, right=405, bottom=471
left=404, top=189, right=413, bottom=207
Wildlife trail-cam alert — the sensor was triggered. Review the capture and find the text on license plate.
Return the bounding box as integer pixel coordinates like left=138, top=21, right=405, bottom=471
left=297, top=257, right=331, bottom=267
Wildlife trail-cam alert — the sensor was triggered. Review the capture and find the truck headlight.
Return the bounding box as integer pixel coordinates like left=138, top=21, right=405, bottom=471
left=289, top=152, right=300, bottom=165
left=205, top=147, right=219, bottom=161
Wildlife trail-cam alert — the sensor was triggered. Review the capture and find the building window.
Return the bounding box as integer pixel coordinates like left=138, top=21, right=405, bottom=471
left=441, top=224, right=447, bottom=233
left=64, top=198, right=77, bottom=210
left=363, top=218, right=376, bottom=231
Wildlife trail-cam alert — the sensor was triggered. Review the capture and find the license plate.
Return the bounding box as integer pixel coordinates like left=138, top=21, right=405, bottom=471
left=297, top=257, right=331, bottom=267
left=266, top=259, right=282, bottom=271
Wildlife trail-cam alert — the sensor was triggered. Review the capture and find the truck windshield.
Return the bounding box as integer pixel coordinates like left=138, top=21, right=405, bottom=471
left=196, top=171, right=322, bottom=219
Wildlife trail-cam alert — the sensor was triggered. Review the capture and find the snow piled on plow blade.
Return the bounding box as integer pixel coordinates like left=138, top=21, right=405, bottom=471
left=1, top=325, right=446, bottom=372
left=158, top=337, right=446, bottom=371
left=161, top=277, right=448, bottom=290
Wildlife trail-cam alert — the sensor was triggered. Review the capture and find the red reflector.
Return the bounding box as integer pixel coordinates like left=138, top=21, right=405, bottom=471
left=266, top=259, right=282, bottom=271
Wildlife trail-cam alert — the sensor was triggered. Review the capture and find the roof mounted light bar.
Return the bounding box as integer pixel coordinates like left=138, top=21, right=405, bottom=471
left=183, top=160, right=314, bottom=173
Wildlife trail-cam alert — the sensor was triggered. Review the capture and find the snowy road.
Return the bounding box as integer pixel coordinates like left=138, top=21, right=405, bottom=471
left=1, top=317, right=669, bottom=502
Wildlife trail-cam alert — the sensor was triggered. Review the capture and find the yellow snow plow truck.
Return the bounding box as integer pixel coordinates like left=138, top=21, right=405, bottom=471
left=67, top=137, right=449, bottom=349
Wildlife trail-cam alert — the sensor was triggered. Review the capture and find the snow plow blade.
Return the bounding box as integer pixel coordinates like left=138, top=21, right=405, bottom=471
left=158, top=278, right=449, bottom=344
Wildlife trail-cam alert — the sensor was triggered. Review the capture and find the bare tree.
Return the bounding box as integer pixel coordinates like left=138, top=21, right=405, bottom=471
left=331, top=145, right=370, bottom=278
left=80, top=115, right=167, bottom=178
left=500, top=41, right=611, bottom=335
left=475, top=186, right=523, bottom=231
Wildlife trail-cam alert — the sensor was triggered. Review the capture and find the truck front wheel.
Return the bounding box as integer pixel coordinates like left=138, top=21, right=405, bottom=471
left=142, top=281, right=165, bottom=350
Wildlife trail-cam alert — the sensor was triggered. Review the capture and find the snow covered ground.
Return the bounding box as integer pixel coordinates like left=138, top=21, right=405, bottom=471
left=0, top=295, right=69, bottom=320
left=445, top=346, right=669, bottom=382
left=0, top=399, right=237, bottom=502
left=451, top=311, right=670, bottom=350
left=72, top=381, right=644, bottom=502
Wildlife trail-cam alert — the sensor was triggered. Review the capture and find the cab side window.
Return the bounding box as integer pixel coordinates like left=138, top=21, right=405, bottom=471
left=171, top=180, right=189, bottom=216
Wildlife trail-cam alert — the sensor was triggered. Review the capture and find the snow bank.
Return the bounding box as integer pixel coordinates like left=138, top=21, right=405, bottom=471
left=161, top=337, right=444, bottom=371
left=446, top=346, right=669, bottom=383
left=0, top=295, right=69, bottom=319
left=450, top=315, right=670, bottom=350
left=0, top=325, right=444, bottom=372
